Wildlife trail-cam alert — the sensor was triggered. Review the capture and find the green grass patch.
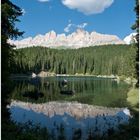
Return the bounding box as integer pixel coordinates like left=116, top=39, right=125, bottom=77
left=127, top=88, right=139, bottom=110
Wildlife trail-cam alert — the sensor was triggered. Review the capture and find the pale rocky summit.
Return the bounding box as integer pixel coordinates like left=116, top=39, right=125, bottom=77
left=8, top=29, right=125, bottom=49
left=123, top=33, right=137, bottom=44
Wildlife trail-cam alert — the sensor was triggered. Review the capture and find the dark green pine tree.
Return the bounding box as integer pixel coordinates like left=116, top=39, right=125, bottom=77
left=1, top=0, right=24, bottom=83
left=131, top=0, right=139, bottom=42
left=13, top=45, right=137, bottom=77
left=131, top=0, right=139, bottom=87
left=1, top=1, right=24, bottom=138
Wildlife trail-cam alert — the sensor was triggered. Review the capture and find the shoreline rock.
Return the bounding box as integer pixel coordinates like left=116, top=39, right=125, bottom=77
left=32, top=72, right=37, bottom=78
left=10, top=73, right=137, bottom=85
left=37, top=71, right=56, bottom=77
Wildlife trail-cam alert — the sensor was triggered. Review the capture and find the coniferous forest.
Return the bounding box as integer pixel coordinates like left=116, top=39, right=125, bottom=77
left=11, top=44, right=137, bottom=78
left=2, top=0, right=139, bottom=139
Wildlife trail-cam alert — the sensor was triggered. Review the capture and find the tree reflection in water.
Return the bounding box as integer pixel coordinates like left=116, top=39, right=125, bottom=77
left=10, top=76, right=130, bottom=107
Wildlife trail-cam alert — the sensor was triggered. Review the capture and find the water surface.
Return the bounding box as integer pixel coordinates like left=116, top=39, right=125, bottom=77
left=8, top=76, right=131, bottom=139
left=10, top=76, right=130, bottom=107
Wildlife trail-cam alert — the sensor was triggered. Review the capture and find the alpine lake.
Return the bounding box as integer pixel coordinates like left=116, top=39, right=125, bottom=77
left=8, top=76, right=132, bottom=139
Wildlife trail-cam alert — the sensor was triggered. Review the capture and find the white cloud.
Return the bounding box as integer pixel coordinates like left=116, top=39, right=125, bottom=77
left=61, top=0, right=114, bottom=15
left=38, top=0, right=50, bottom=2
left=21, top=9, right=26, bottom=15
left=64, top=22, right=88, bottom=33
left=77, top=23, right=88, bottom=28
left=64, top=23, right=72, bottom=32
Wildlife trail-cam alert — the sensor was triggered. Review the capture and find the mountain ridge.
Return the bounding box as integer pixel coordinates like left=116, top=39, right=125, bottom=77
left=123, top=33, right=137, bottom=44
left=8, top=29, right=125, bottom=49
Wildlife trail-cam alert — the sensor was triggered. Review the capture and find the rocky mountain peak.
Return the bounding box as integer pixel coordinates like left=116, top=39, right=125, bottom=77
left=123, top=33, right=137, bottom=44
left=8, top=30, right=125, bottom=49
left=76, top=28, right=85, bottom=33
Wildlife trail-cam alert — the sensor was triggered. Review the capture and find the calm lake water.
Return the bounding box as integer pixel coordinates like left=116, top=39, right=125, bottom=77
left=8, top=76, right=131, bottom=139
left=10, top=76, right=130, bottom=107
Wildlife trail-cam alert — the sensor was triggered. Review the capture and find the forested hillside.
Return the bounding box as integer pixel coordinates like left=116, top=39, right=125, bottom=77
left=11, top=44, right=137, bottom=77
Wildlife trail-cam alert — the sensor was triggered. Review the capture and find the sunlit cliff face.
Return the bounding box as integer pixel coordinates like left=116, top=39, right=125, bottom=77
left=8, top=30, right=125, bottom=49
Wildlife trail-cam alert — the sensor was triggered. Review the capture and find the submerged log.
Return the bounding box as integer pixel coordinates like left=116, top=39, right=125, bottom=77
left=60, top=90, right=75, bottom=95
left=62, top=79, right=68, bottom=85
left=22, top=90, right=44, bottom=100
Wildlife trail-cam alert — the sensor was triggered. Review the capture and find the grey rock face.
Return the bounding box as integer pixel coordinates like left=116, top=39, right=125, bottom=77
left=8, top=29, right=125, bottom=49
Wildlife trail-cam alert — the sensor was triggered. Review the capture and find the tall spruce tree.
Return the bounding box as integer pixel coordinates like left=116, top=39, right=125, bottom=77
left=1, top=1, right=24, bottom=137
left=131, top=0, right=139, bottom=87
left=1, top=0, right=24, bottom=83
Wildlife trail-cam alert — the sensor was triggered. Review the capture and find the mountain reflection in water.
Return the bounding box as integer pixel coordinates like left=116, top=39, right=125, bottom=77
left=8, top=100, right=131, bottom=140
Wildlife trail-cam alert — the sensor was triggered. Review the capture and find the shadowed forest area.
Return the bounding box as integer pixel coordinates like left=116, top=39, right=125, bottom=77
left=11, top=45, right=137, bottom=78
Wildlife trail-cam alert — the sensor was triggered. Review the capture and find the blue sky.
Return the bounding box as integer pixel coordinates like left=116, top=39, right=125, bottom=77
left=11, top=0, right=136, bottom=39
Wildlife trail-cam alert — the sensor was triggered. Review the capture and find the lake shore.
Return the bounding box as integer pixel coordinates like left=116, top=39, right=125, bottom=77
left=10, top=73, right=118, bottom=78
left=10, top=73, right=137, bottom=85
left=127, top=88, right=139, bottom=111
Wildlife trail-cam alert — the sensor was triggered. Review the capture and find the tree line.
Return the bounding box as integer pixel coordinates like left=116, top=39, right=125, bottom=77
left=11, top=44, right=137, bottom=78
